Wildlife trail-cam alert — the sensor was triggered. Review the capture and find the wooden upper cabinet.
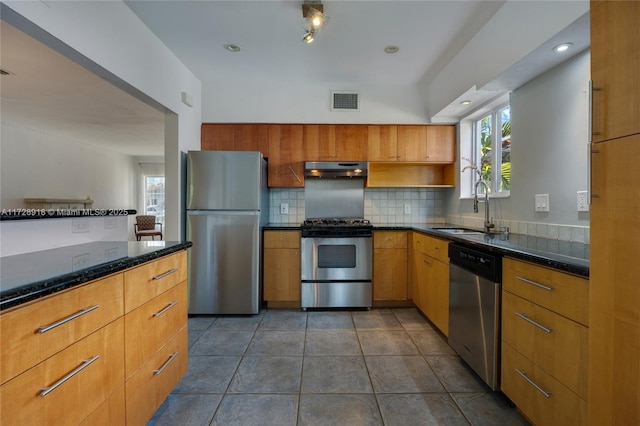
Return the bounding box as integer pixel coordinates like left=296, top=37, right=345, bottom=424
left=335, top=124, right=368, bottom=160
left=201, top=124, right=269, bottom=155
left=304, top=124, right=368, bottom=160
left=368, top=125, right=398, bottom=161
left=304, top=124, right=336, bottom=160
left=201, top=124, right=235, bottom=151
left=590, top=0, right=640, bottom=142
left=397, top=125, right=427, bottom=161
left=268, top=124, right=304, bottom=187
left=426, top=125, right=456, bottom=162
left=397, top=125, right=455, bottom=162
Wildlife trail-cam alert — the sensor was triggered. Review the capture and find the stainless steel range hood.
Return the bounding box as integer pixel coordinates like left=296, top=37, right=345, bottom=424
left=304, top=161, right=367, bottom=178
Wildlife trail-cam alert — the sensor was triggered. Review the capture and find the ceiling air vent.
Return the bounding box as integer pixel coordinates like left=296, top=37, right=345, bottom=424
left=331, top=91, right=359, bottom=111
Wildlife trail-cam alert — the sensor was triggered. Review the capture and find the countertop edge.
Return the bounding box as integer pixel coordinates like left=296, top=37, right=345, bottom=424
left=264, top=224, right=589, bottom=278
left=1, top=209, right=137, bottom=221
left=0, top=241, right=192, bottom=311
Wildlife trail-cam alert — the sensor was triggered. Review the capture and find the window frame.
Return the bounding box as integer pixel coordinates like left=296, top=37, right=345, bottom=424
left=459, top=95, right=511, bottom=199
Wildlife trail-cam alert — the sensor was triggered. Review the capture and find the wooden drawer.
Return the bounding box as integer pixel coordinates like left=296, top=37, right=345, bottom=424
left=264, top=230, right=300, bottom=248
left=502, top=290, right=589, bottom=399
left=502, top=343, right=587, bottom=426
left=1, top=318, right=125, bottom=426
left=374, top=231, right=407, bottom=248
left=0, top=274, right=124, bottom=385
left=124, top=281, right=187, bottom=379
left=80, top=385, right=125, bottom=426
left=124, top=251, right=187, bottom=313
left=503, top=257, right=588, bottom=325
left=125, top=326, right=188, bottom=426
left=412, top=232, right=449, bottom=263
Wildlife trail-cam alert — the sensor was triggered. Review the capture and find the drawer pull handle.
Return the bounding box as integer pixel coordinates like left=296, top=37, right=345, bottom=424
left=154, top=352, right=179, bottom=375
left=39, top=355, right=100, bottom=397
left=153, top=268, right=178, bottom=280
left=516, top=276, right=553, bottom=291
left=38, top=305, right=99, bottom=334
left=153, top=301, right=179, bottom=317
left=515, top=312, right=552, bottom=333
left=515, top=368, right=552, bottom=398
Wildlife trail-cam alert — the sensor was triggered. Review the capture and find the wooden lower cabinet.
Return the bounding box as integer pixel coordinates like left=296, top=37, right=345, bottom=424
left=409, top=232, right=449, bottom=335
left=1, top=318, right=125, bottom=426
left=502, top=343, right=587, bottom=426
left=125, top=327, right=188, bottom=426
left=0, top=250, right=189, bottom=426
left=501, top=257, right=588, bottom=425
left=373, top=231, right=408, bottom=302
left=263, top=230, right=301, bottom=304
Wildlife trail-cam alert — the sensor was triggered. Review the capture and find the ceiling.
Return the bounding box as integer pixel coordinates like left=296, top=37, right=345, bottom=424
left=0, top=1, right=590, bottom=157
left=0, top=20, right=165, bottom=157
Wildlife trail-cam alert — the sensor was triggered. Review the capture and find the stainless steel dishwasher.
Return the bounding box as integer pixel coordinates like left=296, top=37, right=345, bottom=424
left=448, top=243, right=502, bottom=390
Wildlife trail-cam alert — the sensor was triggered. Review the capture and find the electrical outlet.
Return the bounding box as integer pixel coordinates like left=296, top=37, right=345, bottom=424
left=280, top=203, right=289, bottom=214
left=535, top=194, right=550, bottom=212
left=577, top=191, right=589, bottom=212
left=72, top=218, right=90, bottom=233
left=404, top=204, right=411, bottom=214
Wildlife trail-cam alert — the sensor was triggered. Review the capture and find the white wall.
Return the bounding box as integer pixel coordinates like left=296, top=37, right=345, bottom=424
left=1, top=121, right=137, bottom=209
left=2, top=0, right=202, bottom=240
left=203, top=81, right=429, bottom=124
left=444, top=50, right=591, bottom=242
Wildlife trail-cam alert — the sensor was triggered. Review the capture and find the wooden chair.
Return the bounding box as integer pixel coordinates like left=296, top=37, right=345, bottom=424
left=135, top=215, right=163, bottom=241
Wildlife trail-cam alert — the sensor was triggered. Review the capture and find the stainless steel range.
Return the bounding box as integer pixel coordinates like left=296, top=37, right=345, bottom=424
left=300, top=218, right=373, bottom=309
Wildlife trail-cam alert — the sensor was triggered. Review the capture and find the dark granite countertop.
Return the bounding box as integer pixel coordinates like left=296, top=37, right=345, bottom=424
left=0, top=240, right=192, bottom=311
left=264, top=223, right=589, bottom=277
left=1, top=209, right=137, bottom=221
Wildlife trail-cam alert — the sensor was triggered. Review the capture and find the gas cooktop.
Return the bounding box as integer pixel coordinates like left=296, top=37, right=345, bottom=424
left=302, top=218, right=372, bottom=228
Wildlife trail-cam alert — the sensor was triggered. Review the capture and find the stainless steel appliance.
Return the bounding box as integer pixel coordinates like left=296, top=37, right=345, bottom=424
left=186, top=151, right=267, bottom=314
left=448, top=243, right=502, bottom=390
left=301, top=218, right=373, bottom=309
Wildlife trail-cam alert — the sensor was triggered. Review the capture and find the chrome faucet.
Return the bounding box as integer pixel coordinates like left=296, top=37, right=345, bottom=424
left=474, top=180, right=495, bottom=233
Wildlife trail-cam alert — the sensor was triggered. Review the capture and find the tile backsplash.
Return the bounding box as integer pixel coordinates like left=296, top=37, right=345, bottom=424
left=268, top=187, right=446, bottom=225
left=268, top=188, right=589, bottom=244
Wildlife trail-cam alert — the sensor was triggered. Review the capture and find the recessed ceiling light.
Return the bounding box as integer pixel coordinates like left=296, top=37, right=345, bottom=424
left=384, top=45, right=399, bottom=54
left=460, top=100, right=472, bottom=105
left=223, top=44, right=242, bottom=52
left=552, top=42, right=573, bottom=53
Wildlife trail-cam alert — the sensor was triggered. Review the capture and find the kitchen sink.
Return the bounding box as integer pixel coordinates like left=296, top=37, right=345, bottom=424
left=433, top=227, right=486, bottom=236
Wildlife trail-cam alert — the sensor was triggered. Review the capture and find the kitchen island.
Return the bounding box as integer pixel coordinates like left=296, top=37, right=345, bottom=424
left=0, top=240, right=192, bottom=426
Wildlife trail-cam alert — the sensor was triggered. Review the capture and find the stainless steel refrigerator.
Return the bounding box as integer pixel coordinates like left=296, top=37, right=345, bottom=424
left=186, top=151, right=267, bottom=314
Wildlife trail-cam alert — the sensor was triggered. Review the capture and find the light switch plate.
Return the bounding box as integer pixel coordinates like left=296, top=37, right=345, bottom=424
left=280, top=203, right=289, bottom=214
left=535, top=194, right=550, bottom=212
left=404, top=204, right=411, bottom=214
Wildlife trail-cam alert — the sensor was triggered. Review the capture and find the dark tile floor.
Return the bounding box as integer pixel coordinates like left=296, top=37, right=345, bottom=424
left=148, top=308, right=529, bottom=426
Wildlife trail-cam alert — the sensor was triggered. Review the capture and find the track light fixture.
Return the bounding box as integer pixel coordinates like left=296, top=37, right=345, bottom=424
left=302, top=1, right=328, bottom=44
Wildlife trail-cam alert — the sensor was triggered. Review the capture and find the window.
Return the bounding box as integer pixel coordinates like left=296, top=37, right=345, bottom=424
left=461, top=103, right=511, bottom=197
left=144, top=176, right=165, bottom=226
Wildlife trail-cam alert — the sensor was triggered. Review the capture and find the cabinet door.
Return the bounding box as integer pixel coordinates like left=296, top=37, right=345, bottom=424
left=335, top=124, right=368, bottom=160
left=588, top=135, right=640, bottom=425
left=201, top=124, right=235, bottom=150
left=304, top=124, right=336, bottom=160
left=368, top=125, right=398, bottom=161
left=263, top=248, right=300, bottom=301
left=235, top=124, right=269, bottom=155
left=397, top=125, right=428, bottom=161
left=426, top=125, right=456, bottom=162
left=425, top=258, right=449, bottom=336
left=590, top=1, right=640, bottom=142
left=268, top=124, right=304, bottom=187
left=373, top=248, right=408, bottom=301
left=411, top=251, right=430, bottom=314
